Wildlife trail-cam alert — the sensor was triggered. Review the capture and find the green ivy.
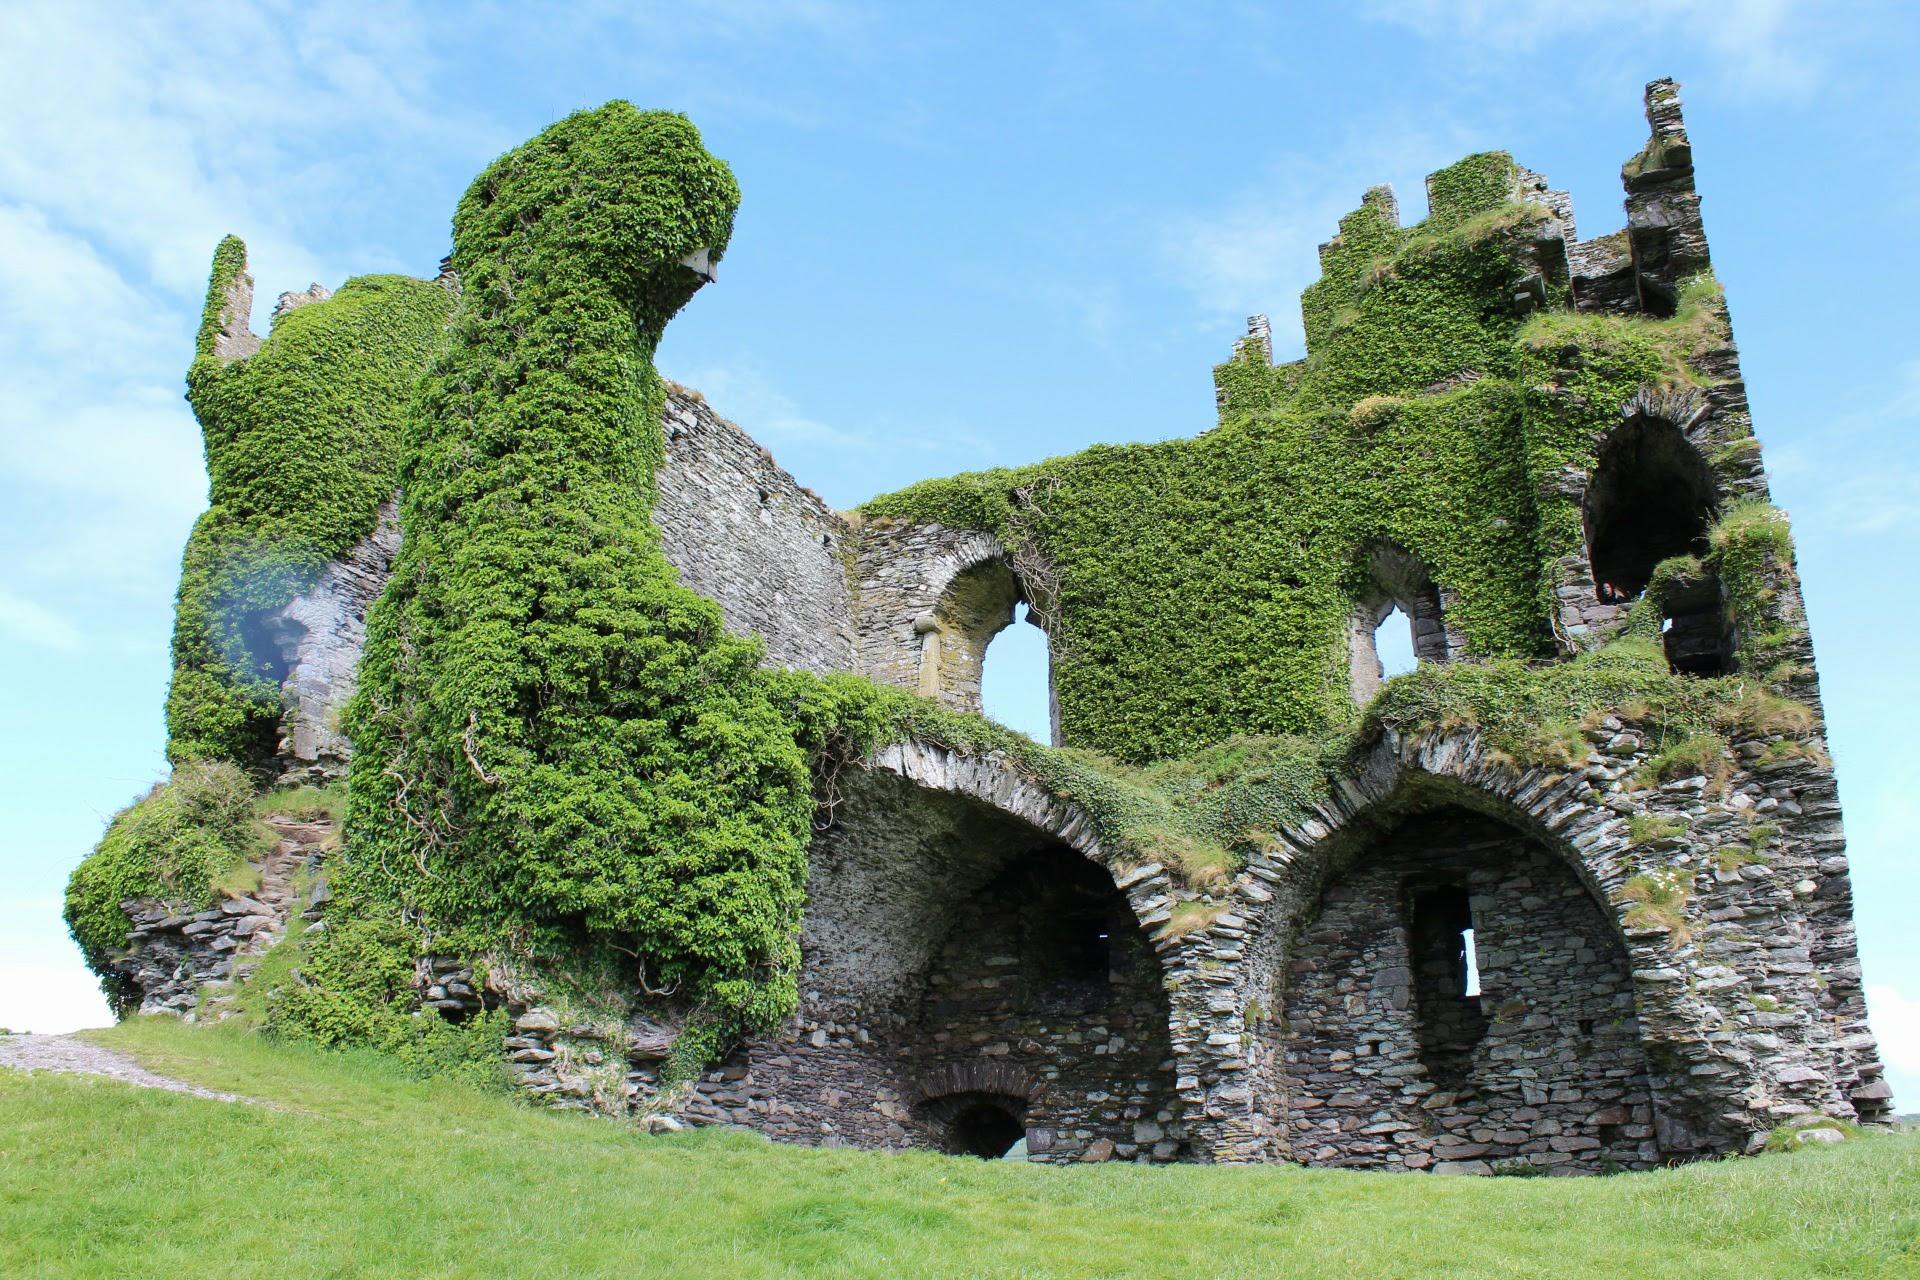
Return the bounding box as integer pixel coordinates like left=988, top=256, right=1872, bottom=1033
left=859, top=171, right=1760, bottom=764
left=166, top=251, right=453, bottom=768
left=84, top=110, right=1829, bottom=1085
left=313, top=102, right=818, bottom=1070
left=63, top=761, right=259, bottom=1009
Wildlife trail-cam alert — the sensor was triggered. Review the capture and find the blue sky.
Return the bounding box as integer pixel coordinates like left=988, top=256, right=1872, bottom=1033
left=2, top=1, right=1915, bottom=1106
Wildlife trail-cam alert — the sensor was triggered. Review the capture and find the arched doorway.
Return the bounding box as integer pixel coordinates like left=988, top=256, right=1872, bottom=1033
left=1277, top=801, right=1658, bottom=1174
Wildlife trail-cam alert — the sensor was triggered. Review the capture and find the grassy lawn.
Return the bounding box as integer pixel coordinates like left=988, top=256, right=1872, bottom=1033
left=1, top=1019, right=1915, bottom=1278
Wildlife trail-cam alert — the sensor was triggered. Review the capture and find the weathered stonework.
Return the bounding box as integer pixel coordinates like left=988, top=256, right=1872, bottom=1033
left=269, top=503, right=399, bottom=778
left=655, top=385, right=858, bottom=676
left=109, top=815, right=332, bottom=1018
left=112, top=78, right=1888, bottom=1173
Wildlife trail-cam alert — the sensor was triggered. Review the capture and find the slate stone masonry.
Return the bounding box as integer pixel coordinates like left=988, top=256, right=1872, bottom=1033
left=114, top=78, right=1888, bottom=1174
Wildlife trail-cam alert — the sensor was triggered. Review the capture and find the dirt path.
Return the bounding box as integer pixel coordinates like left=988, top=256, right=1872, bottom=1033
left=0, top=1032, right=257, bottom=1104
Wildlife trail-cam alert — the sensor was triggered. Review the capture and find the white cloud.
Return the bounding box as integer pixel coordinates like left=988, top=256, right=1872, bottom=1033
left=1361, top=0, right=1819, bottom=94
left=0, top=1, right=472, bottom=636
left=1156, top=125, right=1474, bottom=354
left=669, top=360, right=865, bottom=447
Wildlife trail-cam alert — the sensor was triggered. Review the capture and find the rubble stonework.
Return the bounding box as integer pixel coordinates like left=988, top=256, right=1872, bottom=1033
left=112, top=816, right=332, bottom=1017
left=104, top=79, right=1888, bottom=1172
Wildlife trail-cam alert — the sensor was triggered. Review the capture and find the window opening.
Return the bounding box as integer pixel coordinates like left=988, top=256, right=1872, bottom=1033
left=1405, top=881, right=1488, bottom=1087
left=1584, top=415, right=1716, bottom=601
left=980, top=602, right=1053, bottom=743
left=1376, top=605, right=1417, bottom=679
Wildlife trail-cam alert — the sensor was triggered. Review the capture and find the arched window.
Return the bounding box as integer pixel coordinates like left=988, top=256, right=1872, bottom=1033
left=981, top=602, right=1054, bottom=743
left=1584, top=414, right=1716, bottom=601
left=918, top=555, right=1056, bottom=743
left=1374, top=604, right=1418, bottom=680
left=1349, top=542, right=1452, bottom=704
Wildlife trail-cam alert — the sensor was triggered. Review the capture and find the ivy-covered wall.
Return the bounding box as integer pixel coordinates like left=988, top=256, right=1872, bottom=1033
left=166, top=248, right=453, bottom=768
left=318, top=101, right=831, bottom=1071
left=859, top=151, right=1780, bottom=765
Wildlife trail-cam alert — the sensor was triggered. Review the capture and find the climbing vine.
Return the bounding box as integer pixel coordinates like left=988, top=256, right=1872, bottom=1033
left=166, top=250, right=453, bottom=767
left=314, top=102, right=820, bottom=1071
left=861, top=156, right=1767, bottom=764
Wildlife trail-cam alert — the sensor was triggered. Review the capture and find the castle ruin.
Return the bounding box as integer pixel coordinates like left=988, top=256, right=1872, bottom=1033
left=83, top=81, right=1890, bottom=1174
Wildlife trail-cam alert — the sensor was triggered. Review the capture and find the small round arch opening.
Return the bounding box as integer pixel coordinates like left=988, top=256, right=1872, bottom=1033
left=919, top=1092, right=1030, bottom=1158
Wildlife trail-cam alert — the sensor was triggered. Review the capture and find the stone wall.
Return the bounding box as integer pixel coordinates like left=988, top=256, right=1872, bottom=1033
left=1277, top=810, right=1657, bottom=1174
left=906, top=845, right=1182, bottom=1162
left=107, top=814, right=333, bottom=1018
left=269, top=505, right=399, bottom=778
left=676, top=756, right=1184, bottom=1161
left=850, top=521, right=1029, bottom=711
left=655, top=386, right=858, bottom=676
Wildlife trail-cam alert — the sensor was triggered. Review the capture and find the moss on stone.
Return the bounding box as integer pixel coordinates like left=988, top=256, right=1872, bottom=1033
left=64, top=761, right=261, bottom=1006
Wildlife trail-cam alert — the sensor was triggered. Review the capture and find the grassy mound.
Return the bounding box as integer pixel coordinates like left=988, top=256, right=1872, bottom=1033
left=1, top=1020, right=1913, bottom=1279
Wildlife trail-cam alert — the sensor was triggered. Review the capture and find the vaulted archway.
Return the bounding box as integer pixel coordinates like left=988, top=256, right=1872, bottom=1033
left=1276, top=800, right=1657, bottom=1173
left=763, top=742, right=1185, bottom=1163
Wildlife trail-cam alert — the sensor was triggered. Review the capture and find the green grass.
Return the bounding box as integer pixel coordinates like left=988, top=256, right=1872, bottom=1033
left=2, top=1020, right=1915, bottom=1278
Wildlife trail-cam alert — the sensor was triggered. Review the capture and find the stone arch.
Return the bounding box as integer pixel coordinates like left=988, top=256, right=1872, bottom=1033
left=1347, top=540, right=1462, bottom=703
left=784, top=739, right=1189, bottom=1162
left=1584, top=405, right=1718, bottom=600
left=908, top=1062, right=1045, bottom=1158
left=1219, top=730, right=1770, bottom=1170
left=912, top=537, right=1059, bottom=741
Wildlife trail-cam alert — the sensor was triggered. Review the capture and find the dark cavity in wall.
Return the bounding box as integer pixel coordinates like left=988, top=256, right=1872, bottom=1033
left=1583, top=414, right=1733, bottom=674
left=914, top=842, right=1180, bottom=1161
left=1583, top=414, right=1715, bottom=599
left=1404, top=880, right=1487, bottom=1089
left=917, top=1091, right=1029, bottom=1158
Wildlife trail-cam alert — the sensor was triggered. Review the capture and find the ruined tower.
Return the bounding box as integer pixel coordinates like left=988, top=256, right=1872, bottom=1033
left=74, top=81, right=1888, bottom=1173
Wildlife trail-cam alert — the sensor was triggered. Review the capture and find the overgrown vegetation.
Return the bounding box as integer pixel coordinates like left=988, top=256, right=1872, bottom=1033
left=62, top=762, right=261, bottom=1008
left=321, top=102, right=809, bottom=1078
left=3, top=1020, right=1915, bottom=1280
left=858, top=158, right=1776, bottom=765
left=1620, top=869, right=1693, bottom=943
left=71, top=105, right=1837, bottom=1087
left=166, top=250, right=452, bottom=768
